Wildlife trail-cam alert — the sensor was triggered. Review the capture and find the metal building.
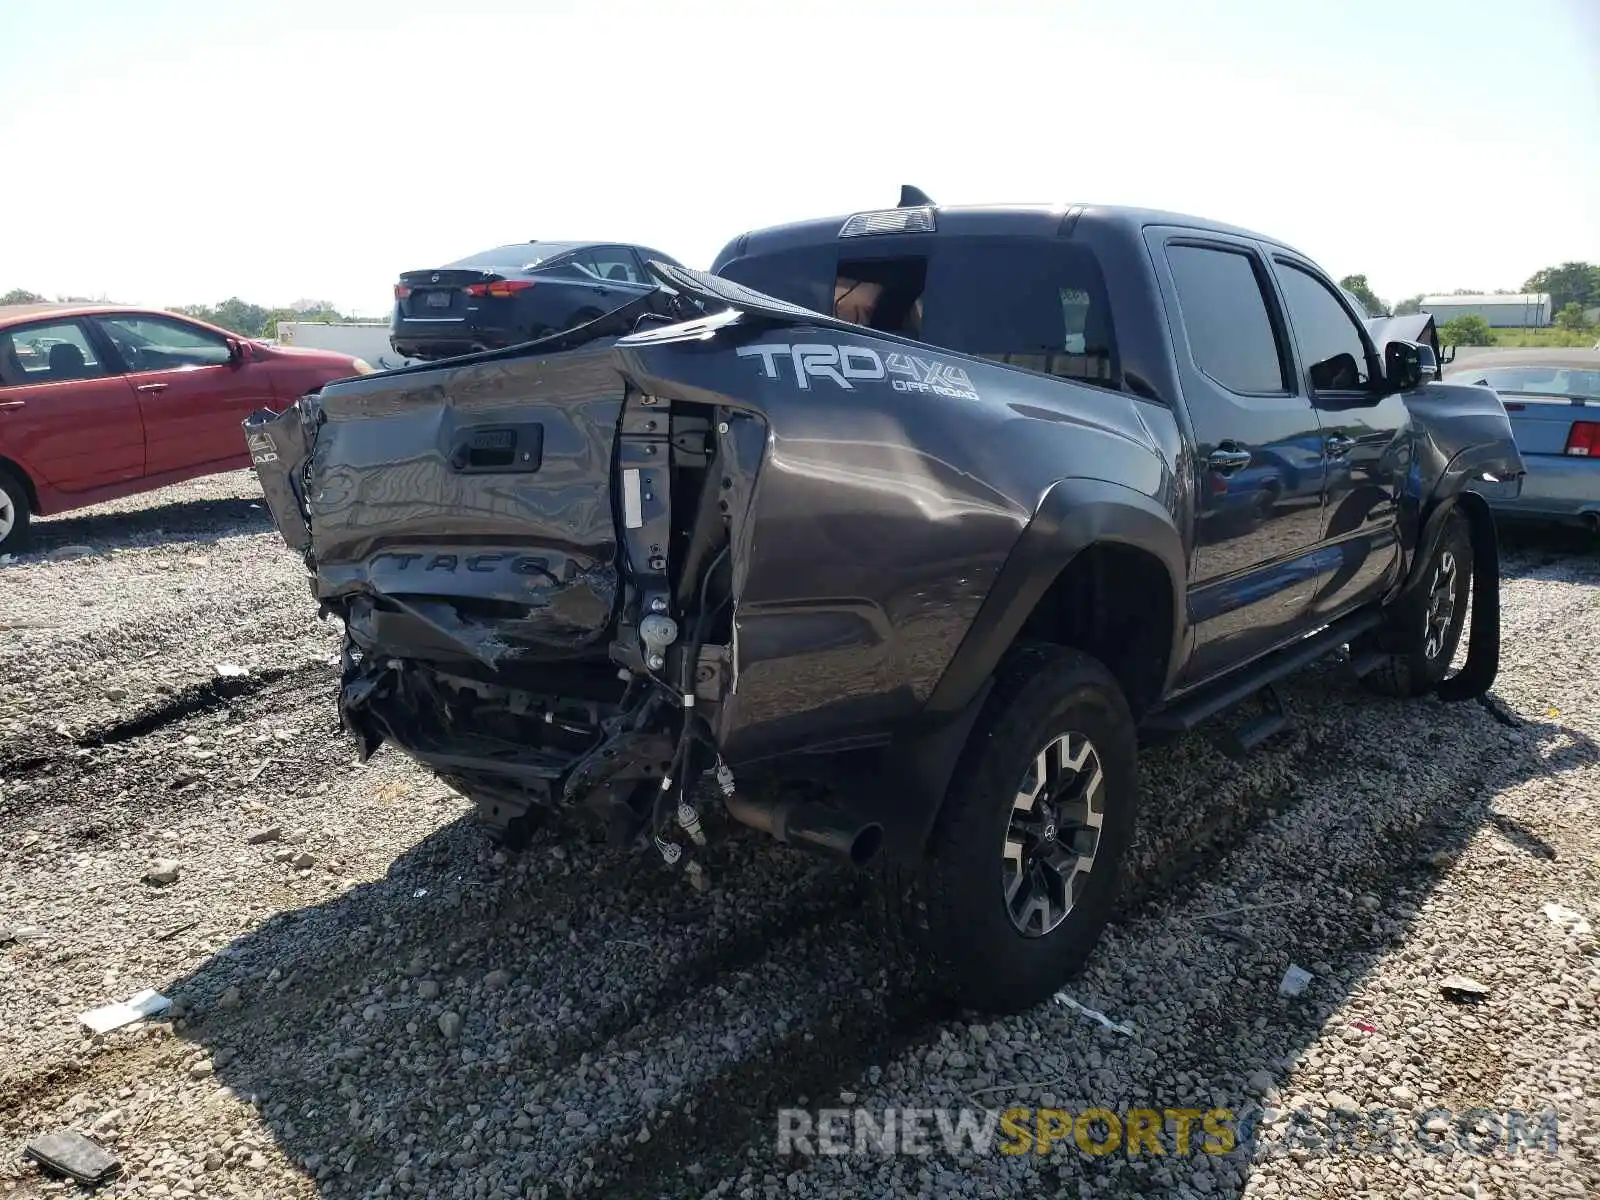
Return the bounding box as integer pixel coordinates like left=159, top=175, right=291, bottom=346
left=1420, top=293, right=1552, bottom=328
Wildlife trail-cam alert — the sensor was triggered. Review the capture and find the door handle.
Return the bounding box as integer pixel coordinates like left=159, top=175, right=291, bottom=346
left=136, top=383, right=168, bottom=394
left=1207, top=446, right=1253, bottom=474
left=1325, top=435, right=1355, bottom=458
left=0, top=400, right=25, bottom=411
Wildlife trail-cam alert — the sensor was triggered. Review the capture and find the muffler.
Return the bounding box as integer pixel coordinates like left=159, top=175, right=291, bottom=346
left=723, top=792, right=883, bottom=867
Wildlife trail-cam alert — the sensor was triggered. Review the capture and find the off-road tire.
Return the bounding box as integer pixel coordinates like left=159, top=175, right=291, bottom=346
left=0, top=466, right=33, bottom=556
left=892, top=642, right=1138, bottom=1014
left=1360, top=510, right=1473, bottom=699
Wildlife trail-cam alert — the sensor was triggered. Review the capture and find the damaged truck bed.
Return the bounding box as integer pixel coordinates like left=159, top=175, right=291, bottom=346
left=247, top=195, right=1522, bottom=1013
left=249, top=280, right=1000, bottom=868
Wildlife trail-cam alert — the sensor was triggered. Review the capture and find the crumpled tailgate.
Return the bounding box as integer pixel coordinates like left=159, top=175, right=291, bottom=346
left=245, top=401, right=316, bottom=555
left=247, top=338, right=634, bottom=661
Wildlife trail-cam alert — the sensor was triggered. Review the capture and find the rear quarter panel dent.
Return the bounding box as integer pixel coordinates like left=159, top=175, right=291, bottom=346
left=622, top=332, right=1176, bottom=762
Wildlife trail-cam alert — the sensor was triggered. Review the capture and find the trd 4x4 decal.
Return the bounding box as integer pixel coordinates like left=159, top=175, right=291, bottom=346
left=736, top=343, right=979, bottom=400
left=884, top=352, right=980, bottom=401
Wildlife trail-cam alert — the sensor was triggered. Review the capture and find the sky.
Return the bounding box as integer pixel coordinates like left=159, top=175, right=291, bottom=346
left=1, top=0, right=1596, bottom=318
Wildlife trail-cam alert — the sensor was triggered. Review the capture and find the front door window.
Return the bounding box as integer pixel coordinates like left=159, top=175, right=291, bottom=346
left=96, top=315, right=231, bottom=373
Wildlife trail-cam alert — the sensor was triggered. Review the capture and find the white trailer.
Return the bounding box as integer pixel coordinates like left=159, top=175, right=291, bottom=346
left=273, top=322, right=420, bottom=371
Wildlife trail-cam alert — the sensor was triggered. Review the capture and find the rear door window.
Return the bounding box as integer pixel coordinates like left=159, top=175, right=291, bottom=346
left=1165, top=245, right=1289, bottom=395
left=0, top=320, right=108, bottom=385
left=917, top=238, right=1118, bottom=385
left=578, top=247, right=650, bottom=285
left=720, top=237, right=1119, bottom=387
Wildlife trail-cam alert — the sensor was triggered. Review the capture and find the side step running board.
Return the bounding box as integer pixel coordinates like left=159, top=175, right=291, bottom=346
left=1220, top=683, right=1289, bottom=758
left=1346, top=649, right=1387, bottom=678
left=1142, top=609, right=1384, bottom=738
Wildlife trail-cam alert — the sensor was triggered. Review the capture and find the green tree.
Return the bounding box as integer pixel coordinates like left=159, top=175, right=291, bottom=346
left=1393, top=294, right=1425, bottom=317
left=1523, top=262, right=1600, bottom=313
left=1338, top=274, right=1385, bottom=317
left=1, top=288, right=46, bottom=305
left=1554, top=302, right=1592, bottom=332
left=217, top=298, right=276, bottom=337
left=1439, top=314, right=1494, bottom=347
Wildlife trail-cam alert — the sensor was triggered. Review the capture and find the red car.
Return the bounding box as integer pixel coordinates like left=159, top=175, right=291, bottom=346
left=0, top=303, right=372, bottom=553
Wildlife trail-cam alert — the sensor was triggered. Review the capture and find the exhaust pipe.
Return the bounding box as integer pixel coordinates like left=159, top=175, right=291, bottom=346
left=723, top=792, right=884, bottom=867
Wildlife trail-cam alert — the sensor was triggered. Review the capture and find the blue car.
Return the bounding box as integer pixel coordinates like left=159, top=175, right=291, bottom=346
left=1446, top=348, right=1600, bottom=530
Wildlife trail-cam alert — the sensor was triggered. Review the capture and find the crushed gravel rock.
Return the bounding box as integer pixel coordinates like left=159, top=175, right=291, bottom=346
left=1, top=472, right=1596, bottom=1199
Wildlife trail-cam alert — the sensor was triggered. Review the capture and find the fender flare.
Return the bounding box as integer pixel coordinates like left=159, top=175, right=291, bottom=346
left=1400, top=438, right=1514, bottom=600
left=1392, top=461, right=1502, bottom=701
left=921, top=476, right=1188, bottom=721
left=856, top=477, right=1187, bottom=865
left=1434, top=491, right=1500, bottom=701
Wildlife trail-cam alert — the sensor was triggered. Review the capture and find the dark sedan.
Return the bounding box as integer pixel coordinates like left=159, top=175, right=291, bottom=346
left=390, top=240, right=683, bottom=361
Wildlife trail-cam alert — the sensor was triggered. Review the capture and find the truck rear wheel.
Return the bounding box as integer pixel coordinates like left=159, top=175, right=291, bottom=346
left=896, top=643, right=1138, bottom=1014
left=1360, top=510, right=1473, bottom=699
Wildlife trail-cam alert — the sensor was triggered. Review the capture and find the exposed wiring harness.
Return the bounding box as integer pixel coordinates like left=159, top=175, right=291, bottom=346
left=649, top=544, right=731, bottom=867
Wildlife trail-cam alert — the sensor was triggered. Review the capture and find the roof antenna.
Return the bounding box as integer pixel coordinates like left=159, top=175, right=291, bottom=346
left=898, top=184, right=935, bottom=208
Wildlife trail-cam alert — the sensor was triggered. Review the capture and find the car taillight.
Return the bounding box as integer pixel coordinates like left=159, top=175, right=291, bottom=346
left=1565, top=421, right=1600, bottom=457
left=394, top=284, right=412, bottom=299
left=464, top=280, right=536, bottom=298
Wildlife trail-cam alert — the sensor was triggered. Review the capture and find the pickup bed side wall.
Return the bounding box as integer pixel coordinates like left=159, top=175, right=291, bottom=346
left=618, top=326, right=1184, bottom=766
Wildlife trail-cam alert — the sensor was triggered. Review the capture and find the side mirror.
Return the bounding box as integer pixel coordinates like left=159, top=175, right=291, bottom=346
left=227, top=338, right=249, bottom=366
left=1383, top=340, right=1423, bottom=392
left=1417, top=343, right=1439, bottom=383
left=1440, top=343, right=1456, bottom=365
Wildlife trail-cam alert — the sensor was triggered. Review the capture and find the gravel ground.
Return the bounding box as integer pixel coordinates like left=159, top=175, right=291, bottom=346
left=1, top=470, right=1597, bottom=1199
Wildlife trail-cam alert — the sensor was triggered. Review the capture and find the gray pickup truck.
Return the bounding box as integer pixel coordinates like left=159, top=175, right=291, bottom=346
left=246, top=189, right=1523, bottom=1013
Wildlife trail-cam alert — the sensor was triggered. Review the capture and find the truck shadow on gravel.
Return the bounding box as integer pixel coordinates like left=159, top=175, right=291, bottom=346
left=28, top=495, right=273, bottom=554
left=159, top=672, right=1596, bottom=1200
left=1496, top=521, right=1600, bottom=573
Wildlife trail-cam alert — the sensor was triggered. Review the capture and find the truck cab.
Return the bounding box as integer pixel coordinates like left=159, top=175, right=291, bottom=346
left=711, top=198, right=1418, bottom=694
